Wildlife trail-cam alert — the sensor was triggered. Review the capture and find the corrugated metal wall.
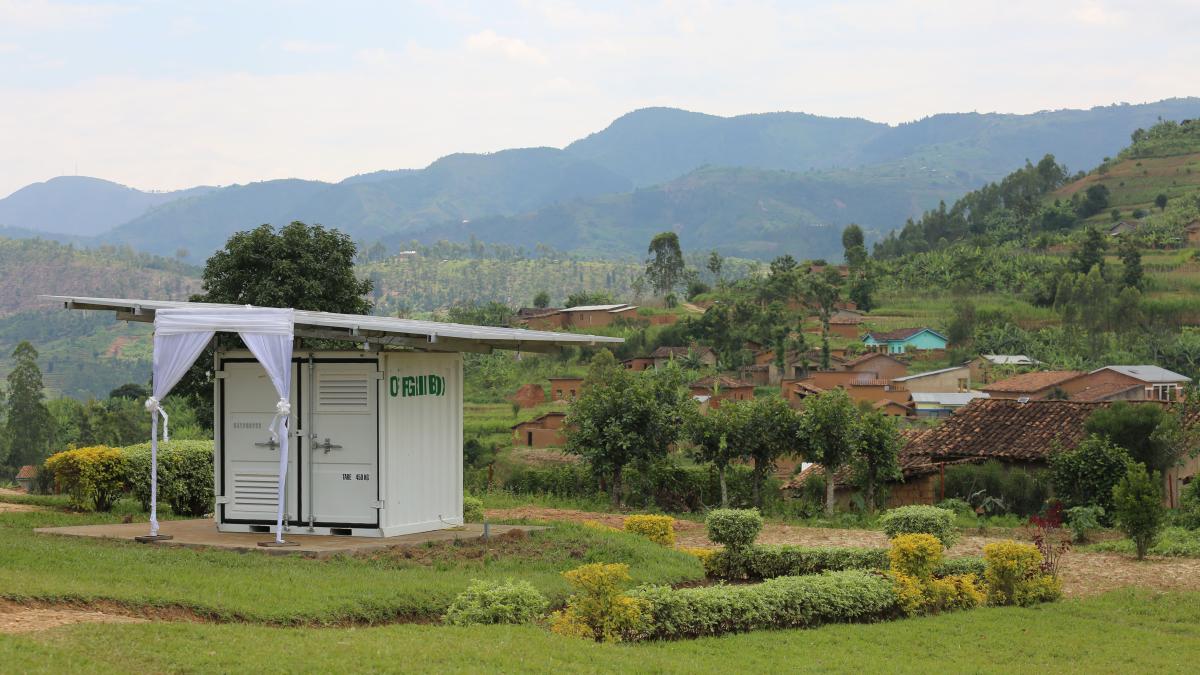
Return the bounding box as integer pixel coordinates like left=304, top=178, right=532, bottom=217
left=381, top=352, right=463, bottom=534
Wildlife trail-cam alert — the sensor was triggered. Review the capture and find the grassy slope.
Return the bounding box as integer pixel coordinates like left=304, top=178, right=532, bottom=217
left=1057, top=151, right=1200, bottom=223
left=0, top=503, right=701, bottom=624
left=0, top=589, right=1194, bottom=673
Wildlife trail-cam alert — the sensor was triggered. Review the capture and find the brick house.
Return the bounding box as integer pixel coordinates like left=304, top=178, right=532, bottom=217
left=966, top=354, right=1040, bottom=385
left=651, top=345, right=718, bottom=369
left=548, top=376, right=584, bottom=402
left=519, top=303, right=639, bottom=330
left=980, top=370, right=1085, bottom=400
left=842, top=352, right=908, bottom=380
left=827, top=314, right=864, bottom=339
left=621, top=357, right=656, bottom=371
left=509, top=383, right=546, bottom=409
left=512, top=412, right=568, bottom=448
left=690, top=375, right=756, bottom=408
left=1064, top=366, right=1190, bottom=402
left=891, top=365, right=972, bottom=394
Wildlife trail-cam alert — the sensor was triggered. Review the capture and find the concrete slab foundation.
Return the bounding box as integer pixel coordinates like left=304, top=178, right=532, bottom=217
left=34, top=519, right=545, bottom=559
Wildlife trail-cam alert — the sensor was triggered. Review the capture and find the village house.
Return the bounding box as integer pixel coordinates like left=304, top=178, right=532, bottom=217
left=1064, top=365, right=1190, bottom=402
left=15, top=465, right=37, bottom=492
left=980, top=370, right=1085, bottom=400
left=861, top=327, right=949, bottom=354
left=548, top=376, right=584, bottom=402
left=511, top=412, right=568, bottom=448
left=621, top=356, right=656, bottom=371
left=1186, top=219, right=1200, bottom=246
left=690, top=375, right=756, bottom=408
left=891, top=365, right=972, bottom=393
left=520, top=303, right=640, bottom=330
left=874, top=399, right=915, bottom=417
left=650, top=345, right=718, bottom=369
left=842, top=352, right=908, bottom=379
left=827, top=314, right=864, bottom=339
left=509, top=383, right=546, bottom=409
left=910, top=391, right=989, bottom=417
left=966, top=354, right=1040, bottom=385
left=1108, top=220, right=1141, bottom=237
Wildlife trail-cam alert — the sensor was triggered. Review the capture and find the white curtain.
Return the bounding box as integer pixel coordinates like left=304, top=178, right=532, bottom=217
left=149, top=307, right=294, bottom=540
left=240, top=332, right=294, bottom=543
left=147, top=331, right=215, bottom=536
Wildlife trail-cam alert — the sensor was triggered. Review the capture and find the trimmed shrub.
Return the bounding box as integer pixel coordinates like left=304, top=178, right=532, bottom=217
left=443, top=579, right=547, bottom=626
left=704, top=543, right=979, bottom=581
left=880, top=505, right=958, bottom=548
left=1112, top=464, right=1166, bottom=560
left=705, top=508, right=762, bottom=550
left=121, top=441, right=214, bottom=515
left=463, top=495, right=484, bottom=523
left=889, top=533, right=984, bottom=615
left=624, top=515, right=675, bottom=547
left=983, top=540, right=1062, bottom=606
left=550, top=563, right=647, bottom=643
left=631, top=570, right=899, bottom=640
left=43, top=446, right=125, bottom=512
left=888, top=533, right=943, bottom=580
left=934, top=556, right=986, bottom=577
left=677, top=547, right=716, bottom=570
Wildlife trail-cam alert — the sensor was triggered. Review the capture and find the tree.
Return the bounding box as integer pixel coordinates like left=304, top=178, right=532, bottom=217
left=1155, top=193, right=1169, bottom=212
left=1111, top=464, right=1165, bottom=560
left=1076, top=184, right=1110, bottom=218
left=195, top=222, right=372, bottom=313
left=688, top=404, right=739, bottom=507
left=706, top=250, right=724, bottom=284
left=565, top=351, right=694, bottom=508
left=1084, top=402, right=1181, bottom=474
left=1119, top=237, right=1143, bottom=289
left=1069, top=227, right=1107, bottom=275
left=798, top=389, right=861, bottom=514
left=109, top=383, right=149, bottom=400
left=842, top=224, right=867, bottom=269
left=946, top=298, right=977, bottom=347
left=645, top=232, right=685, bottom=296
left=181, top=222, right=375, bottom=426
left=1049, top=435, right=1132, bottom=516
left=850, top=411, right=902, bottom=512
left=3, top=341, right=53, bottom=470
left=726, top=397, right=801, bottom=508
left=532, top=291, right=550, bottom=309
left=848, top=274, right=874, bottom=313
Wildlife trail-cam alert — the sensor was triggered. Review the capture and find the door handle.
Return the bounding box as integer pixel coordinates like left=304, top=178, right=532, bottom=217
left=254, top=438, right=280, bottom=450
left=315, top=438, right=344, bottom=454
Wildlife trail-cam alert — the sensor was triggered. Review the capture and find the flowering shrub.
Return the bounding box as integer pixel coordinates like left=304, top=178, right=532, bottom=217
left=888, top=534, right=984, bottom=616
left=880, top=505, right=959, bottom=548
left=443, top=579, right=547, bottom=626
left=44, top=446, right=125, bottom=512
left=550, top=563, right=647, bottom=642
left=983, top=540, right=1062, bottom=606
left=705, top=508, right=762, bottom=550
left=624, top=515, right=675, bottom=547
left=677, top=546, right=716, bottom=570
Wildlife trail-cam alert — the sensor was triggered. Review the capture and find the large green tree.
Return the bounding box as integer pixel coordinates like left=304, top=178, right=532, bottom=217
left=798, top=389, right=861, bottom=514
left=645, top=232, right=685, bottom=296
left=725, top=397, right=801, bottom=508
left=850, top=410, right=903, bottom=512
left=565, top=351, right=695, bottom=508
left=3, top=341, right=53, bottom=470
left=687, top=403, right=739, bottom=507
left=1084, top=402, right=1181, bottom=474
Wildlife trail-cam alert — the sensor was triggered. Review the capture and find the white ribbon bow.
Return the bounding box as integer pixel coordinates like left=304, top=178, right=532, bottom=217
left=269, top=398, right=291, bottom=442
left=144, top=396, right=170, bottom=441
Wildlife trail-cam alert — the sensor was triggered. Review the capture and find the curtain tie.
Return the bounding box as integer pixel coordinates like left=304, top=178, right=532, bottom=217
left=269, top=398, right=291, bottom=442
left=144, top=396, right=170, bottom=442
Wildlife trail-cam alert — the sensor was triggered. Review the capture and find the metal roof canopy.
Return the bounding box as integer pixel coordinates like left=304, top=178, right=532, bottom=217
left=45, top=296, right=623, bottom=354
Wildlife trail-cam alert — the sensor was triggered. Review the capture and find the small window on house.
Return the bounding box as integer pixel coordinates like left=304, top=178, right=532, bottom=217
left=527, top=431, right=534, bottom=446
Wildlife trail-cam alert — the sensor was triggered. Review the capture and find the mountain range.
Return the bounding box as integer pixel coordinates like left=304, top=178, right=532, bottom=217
left=4, top=98, right=1200, bottom=261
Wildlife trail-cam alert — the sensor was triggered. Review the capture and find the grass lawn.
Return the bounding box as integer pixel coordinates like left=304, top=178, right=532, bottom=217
left=0, top=589, right=1195, bottom=673
left=0, top=502, right=701, bottom=624
left=1083, top=526, right=1200, bottom=558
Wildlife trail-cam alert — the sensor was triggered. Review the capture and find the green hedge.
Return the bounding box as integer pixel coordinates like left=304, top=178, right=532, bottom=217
left=705, top=545, right=984, bottom=581
left=880, top=505, right=959, bottom=548
left=121, top=441, right=214, bottom=516
left=631, top=570, right=899, bottom=640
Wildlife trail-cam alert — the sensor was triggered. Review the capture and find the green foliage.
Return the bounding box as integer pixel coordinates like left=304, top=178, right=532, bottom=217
left=1084, top=402, right=1180, bottom=473
left=849, top=411, right=903, bottom=511
left=1179, top=479, right=1200, bottom=530
left=941, top=460, right=1050, bottom=516
left=463, top=495, right=484, bottom=523
left=1065, top=505, right=1106, bottom=543
left=888, top=533, right=943, bottom=580
left=443, top=579, right=548, bottom=626
left=799, top=389, right=860, bottom=514
left=564, top=351, right=695, bottom=507
left=43, top=446, right=126, bottom=512
left=623, top=515, right=675, bottom=547
left=120, top=441, right=214, bottom=516
left=705, top=508, right=763, bottom=550
left=889, top=534, right=985, bottom=616
left=713, top=545, right=889, bottom=581
left=631, top=569, right=899, bottom=640
left=1049, top=435, right=1133, bottom=516
left=1112, top=464, right=1166, bottom=560
left=983, top=540, right=1062, bottom=606
left=723, top=397, right=801, bottom=508
left=1124, top=119, right=1200, bottom=159
left=1087, top=526, right=1200, bottom=557
left=645, top=232, right=686, bottom=296
left=879, top=505, right=958, bottom=548
left=4, top=341, right=52, bottom=471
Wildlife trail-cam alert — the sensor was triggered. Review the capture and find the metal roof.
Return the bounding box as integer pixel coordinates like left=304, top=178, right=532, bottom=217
left=561, top=303, right=637, bottom=313
left=1092, top=365, right=1191, bottom=383
left=911, top=392, right=990, bottom=406
left=893, top=365, right=969, bottom=381
left=44, top=296, right=623, bottom=354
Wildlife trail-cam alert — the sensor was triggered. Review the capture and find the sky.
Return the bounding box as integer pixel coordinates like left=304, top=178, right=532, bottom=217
left=1, top=0, right=1198, bottom=197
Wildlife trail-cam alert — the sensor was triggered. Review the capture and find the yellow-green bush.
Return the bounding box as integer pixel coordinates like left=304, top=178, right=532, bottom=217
left=982, top=540, right=1062, bottom=606
left=549, top=563, right=647, bottom=642
left=624, top=515, right=675, bottom=547
left=44, top=446, right=125, bottom=512
left=888, top=534, right=984, bottom=616
left=677, top=546, right=716, bottom=571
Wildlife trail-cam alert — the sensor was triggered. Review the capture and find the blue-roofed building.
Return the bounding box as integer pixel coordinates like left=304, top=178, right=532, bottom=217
left=861, top=327, right=948, bottom=354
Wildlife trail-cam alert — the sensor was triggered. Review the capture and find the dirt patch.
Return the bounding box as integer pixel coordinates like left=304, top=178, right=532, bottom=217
left=487, top=507, right=1200, bottom=597
left=0, top=502, right=42, bottom=513
left=0, top=600, right=146, bottom=634
left=359, top=528, right=585, bottom=566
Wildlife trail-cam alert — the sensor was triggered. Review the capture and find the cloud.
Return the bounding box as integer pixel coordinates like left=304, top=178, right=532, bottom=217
left=0, top=42, right=19, bottom=53
left=280, top=39, right=337, bottom=55
left=464, top=29, right=546, bottom=65
left=1071, top=2, right=1127, bottom=26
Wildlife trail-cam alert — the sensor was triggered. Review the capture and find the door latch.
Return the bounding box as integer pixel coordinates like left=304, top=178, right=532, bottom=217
left=254, top=438, right=280, bottom=450
left=315, top=438, right=343, bottom=454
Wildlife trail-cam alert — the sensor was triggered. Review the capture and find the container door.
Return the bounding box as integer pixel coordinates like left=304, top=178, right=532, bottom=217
left=222, top=361, right=299, bottom=522
left=308, top=362, right=379, bottom=525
